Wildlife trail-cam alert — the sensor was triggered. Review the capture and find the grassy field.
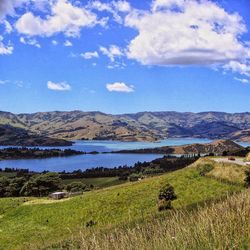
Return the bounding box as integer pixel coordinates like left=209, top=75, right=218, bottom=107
left=62, top=177, right=126, bottom=188
left=0, top=158, right=248, bottom=249
left=53, top=190, right=250, bottom=250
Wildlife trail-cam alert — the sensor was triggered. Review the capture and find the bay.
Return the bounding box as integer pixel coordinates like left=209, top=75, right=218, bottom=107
left=1, top=138, right=248, bottom=172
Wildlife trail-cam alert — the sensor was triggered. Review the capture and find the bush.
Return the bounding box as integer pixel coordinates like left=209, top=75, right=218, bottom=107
left=158, top=183, right=177, bottom=211
left=129, top=173, right=142, bottom=182
left=244, top=170, right=250, bottom=187
left=197, top=164, right=214, bottom=176
left=65, top=182, right=87, bottom=192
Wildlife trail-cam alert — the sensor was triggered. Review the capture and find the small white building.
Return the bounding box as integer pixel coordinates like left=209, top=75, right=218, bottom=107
left=50, top=192, right=67, bottom=200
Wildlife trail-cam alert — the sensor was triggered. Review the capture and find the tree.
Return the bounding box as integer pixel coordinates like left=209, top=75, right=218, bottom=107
left=0, top=177, right=10, bottom=197
left=5, top=177, right=26, bottom=197
left=158, top=183, right=177, bottom=211
left=20, top=172, right=62, bottom=197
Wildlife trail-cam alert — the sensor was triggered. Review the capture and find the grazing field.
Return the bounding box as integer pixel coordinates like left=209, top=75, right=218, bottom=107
left=0, top=158, right=247, bottom=249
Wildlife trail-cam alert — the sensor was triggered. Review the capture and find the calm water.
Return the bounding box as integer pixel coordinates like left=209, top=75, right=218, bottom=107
left=0, top=153, right=163, bottom=172
left=0, top=138, right=212, bottom=152
left=0, top=138, right=248, bottom=172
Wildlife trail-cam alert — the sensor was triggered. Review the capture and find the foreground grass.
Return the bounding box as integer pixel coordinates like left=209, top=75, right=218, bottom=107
left=0, top=164, right=242, bottom=249
left=58, top=190, right=249, bottom=250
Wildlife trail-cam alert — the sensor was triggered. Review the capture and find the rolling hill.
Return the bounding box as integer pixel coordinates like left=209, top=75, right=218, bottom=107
left=0, top=157, right=249, bottom=249
left=1, top=110, right=250, bottom=144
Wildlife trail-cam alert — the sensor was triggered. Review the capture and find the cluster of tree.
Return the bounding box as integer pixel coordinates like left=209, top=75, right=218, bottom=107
left=0, top=172, right=96, bottom=197
left=0, top=147, right=84, bottom=160
left=0, top=173, right=63, bottom=197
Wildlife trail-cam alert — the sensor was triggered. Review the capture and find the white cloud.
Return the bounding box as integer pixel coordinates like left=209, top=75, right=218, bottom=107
left=0, top=36, right=13, bottom=55
left=234, top=77, right=249, bottom=84
left=20, top=36, right=41, bottom=48
left=2, top=20, right=12, bottom=33
left=125, top=0, right=250, bottom=76
left=64, top=40, right=72, bottom=46
left=106, top=82, right=134, bottom=92
left=113, top=1, right=131, bottom=12
left=81, top=51, right=99, bottom=59
left=52, top=40, right=58, bottom=45
left=89, top=0, right=131, bottom=24
left=0, top=0, right=26, bottom=20
left=223, top=61, right=250, bottom=77
left=15, top=0, right=102, bottom=37
left=47, top=81, right=71, bottom=91
left=100, top=45, right=124, bottom=62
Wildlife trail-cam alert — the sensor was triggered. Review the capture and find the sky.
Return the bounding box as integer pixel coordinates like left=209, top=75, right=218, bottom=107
left=0, top=0, right=250, bottom=114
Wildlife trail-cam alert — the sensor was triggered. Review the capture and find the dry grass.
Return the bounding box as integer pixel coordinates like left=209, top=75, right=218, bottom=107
left=192, top=158, right=250, bottom=185
left=55, top=190, right=250, bottom=250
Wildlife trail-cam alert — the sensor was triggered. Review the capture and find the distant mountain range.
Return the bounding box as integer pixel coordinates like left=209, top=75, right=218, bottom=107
left=1, top=110, right=250, bottom=145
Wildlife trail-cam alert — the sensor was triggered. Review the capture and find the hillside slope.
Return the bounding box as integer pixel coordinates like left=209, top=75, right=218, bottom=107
left=0, top=159, right=245, bottom=249
left=1, top=111, right=250, bottom=143
left=0, top=124, right=72, bottom=146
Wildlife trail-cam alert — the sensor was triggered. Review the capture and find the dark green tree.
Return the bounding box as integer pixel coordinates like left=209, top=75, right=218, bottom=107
left=158, top=183, right=177, bottom=211
left=20, top=172, right=62, bottom=197
left=0, top=177, right=10, bottom=197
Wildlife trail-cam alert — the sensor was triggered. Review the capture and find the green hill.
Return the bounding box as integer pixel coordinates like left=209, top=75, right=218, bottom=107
left=0, top=158, right=249, bottom=249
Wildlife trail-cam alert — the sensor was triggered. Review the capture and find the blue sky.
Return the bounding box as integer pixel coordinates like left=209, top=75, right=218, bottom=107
left=0, top=0, right=250, bottom=114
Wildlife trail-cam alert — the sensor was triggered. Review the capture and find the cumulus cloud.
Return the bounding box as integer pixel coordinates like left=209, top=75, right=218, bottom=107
left=106, top=82, right=134, bottom=92
left=100, top=45, right=124, bottom=62
left=47, top=81, right=71, bottom=91
left=0, top=36, right=13, bottom=55
left=63, top=40, right=72, bottom=46
left=81, top=51, right=99, bottom=59
left=15, top=0, right=102, bottom=37
left=20, top=37, right=41, bottom=48
left=125, top=0, right=250, bottom=75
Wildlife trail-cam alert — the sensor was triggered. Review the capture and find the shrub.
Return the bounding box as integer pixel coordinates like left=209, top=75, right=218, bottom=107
left=129, top=173, right=142, bottom=182
left=244, top=170, right=250, bottom=187
left=158, top=183, right=177, bottom=211
left=65, top=182, right=86, bottom=192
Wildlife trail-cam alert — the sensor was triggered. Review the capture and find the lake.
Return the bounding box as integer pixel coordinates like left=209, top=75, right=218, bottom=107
left=0, top=138, right=248, bottom=172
